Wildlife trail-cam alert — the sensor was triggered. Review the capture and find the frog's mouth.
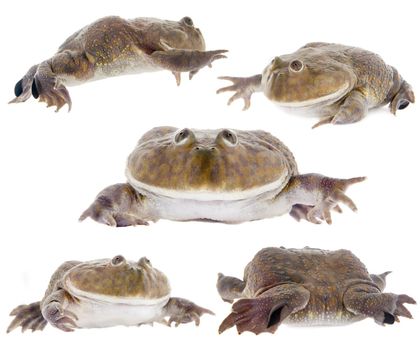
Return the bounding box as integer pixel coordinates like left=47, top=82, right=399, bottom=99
left=274, top=83, right=350, bottom=108
left=126, top=167, right=290, bottom=201
left=64, top=278, right=170, bottom=306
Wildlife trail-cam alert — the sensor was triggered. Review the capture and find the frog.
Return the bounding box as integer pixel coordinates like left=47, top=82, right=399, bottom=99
left=217, top=42, right=414, bottom=128
left=7, top=255, right=213, bottom=332
left=79, top=126, right=365, bottom=227
left=217, top=246, right=416, bottom=334
left=9, top=16, right=227, bottom=111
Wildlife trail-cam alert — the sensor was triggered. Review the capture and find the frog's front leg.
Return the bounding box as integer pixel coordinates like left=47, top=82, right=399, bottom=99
left=163, top=297, right=214, bottom=327
left=79, top=183, right=152, bottom=227
left=312, top=90, right=369, bottom=128
left=150, top=49, right=228, bottom=86
left=281, top=174, right=366, bottom=224
left=41, top=290, right=78, bottom=332
left=217, top=74, right=262, bottom=110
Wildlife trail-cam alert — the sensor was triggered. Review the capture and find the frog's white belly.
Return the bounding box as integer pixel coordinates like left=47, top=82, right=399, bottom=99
left=66, top=295, right=169, bottom=328
left=127, top=169, right=293, bottom=222
left=144, top=189, right=292, bottom=223
left=62, top=52, right=161, bottom=87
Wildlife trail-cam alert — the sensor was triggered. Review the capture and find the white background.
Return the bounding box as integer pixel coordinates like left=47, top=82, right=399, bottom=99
left=0, top=0, right=419, bottom=348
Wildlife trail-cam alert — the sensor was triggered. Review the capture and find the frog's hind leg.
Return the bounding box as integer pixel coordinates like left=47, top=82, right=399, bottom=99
left=7, top=301, right=47, bottom=333
left=9, top=65, right=39, bottom=104
left=217, top=273, right=246, bottom=303
left=343, top=284, right=416, bottom=325
left=390, top=80, right=415, bottom=114
left=312, top=90, right=368, bottom=128
left=219, top=284, right=310, bottom=335
left=370, top=271, right=392, bottom=291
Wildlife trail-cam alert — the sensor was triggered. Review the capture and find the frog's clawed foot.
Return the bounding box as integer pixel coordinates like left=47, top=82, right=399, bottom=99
left=299, top=175, right=366, bottom=225
left=374, top=294, right=416, bottom=325
left=42, top=302, right=78, bottom=332
left=390, top=81, right=415, bottom=115
left=165, top=298, right=214, bottom=327
left=217, top=75, right=261, bottom=111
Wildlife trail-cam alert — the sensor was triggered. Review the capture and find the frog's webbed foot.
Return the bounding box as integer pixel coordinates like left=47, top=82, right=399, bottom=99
left=219, top=285, right=310, bottom=335
left=217, top=74, right=262, bottom=111
left=289, top=174, right=366, bottom=224
left=9, top=62, right=72, bottom=112
left=79, top=184, right=149, bottom=227
left=42, top=302, right=78, bottom=332
left=9, top=65, right=39, bottom=104
left=344, top=285, right=416, bottom=326
left=164, top=297, right=214, bottom=327
left=390, top=80, right=415, bottom=115
left=7, top=302, right=47, bottom=333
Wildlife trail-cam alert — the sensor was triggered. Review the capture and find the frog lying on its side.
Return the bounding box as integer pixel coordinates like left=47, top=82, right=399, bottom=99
left=10, top=16, right=227, bottom=111
left=218, top=42, right=414, bottom=128
left=7, top=255, right=213, bottom=332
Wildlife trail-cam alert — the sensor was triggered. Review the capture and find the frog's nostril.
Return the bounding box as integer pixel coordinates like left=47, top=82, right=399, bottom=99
left=194, top=146, right=201, bottom=151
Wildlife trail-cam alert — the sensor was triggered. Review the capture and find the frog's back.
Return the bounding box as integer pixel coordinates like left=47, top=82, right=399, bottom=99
left=300, top=42, right=396, bottom=106
left=243, top=247, right=371, bottom=296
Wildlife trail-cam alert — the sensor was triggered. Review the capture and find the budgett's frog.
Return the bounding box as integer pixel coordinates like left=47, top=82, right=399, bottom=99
left=7, top=255, right=213, bottom=332
left=218, top=42, right=414, bottom=128
left=10, top=16, right=227, bottom=111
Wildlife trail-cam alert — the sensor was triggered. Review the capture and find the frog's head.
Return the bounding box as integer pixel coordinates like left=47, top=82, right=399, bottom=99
left=64, top=256, right=170, bottom=304
left=261, top=51, right=356, bottom=107
left=161, top=16, right=205, bottom=51
left=126, top=127, right=293, bottom=200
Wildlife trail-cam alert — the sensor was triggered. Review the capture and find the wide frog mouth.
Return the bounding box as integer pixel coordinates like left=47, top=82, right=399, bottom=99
left=64, top=276, right=170, bottom=306
left=125, top=166, right=290, bottom=201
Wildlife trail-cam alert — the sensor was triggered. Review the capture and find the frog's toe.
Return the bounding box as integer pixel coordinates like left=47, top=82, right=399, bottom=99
left=36, top=79, right=72, bottom=112
left=9, top=65, right=39, bottom=104
left=312, top=116, right=334, bottom=129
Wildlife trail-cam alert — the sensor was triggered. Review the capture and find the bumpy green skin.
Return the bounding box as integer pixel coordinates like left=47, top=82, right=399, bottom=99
left=128, top=126, right=297, bottom=192
left=218, top=247, right=416, bottom=334
left=10, top=16, right=227, bottom=111
left=7, top=256, right=213, bottom=333
left=218, top=42, right=415, bottom=127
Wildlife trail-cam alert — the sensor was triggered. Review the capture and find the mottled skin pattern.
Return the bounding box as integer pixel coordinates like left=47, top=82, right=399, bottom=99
left=218, top=42, right=415, bottom=128
left=7, top=255, right=213, bottom=333
left=10, top=16, right=227, bottom=111
left=80, top=127, right=365, bottom=227
left=217, top=247, right=416, bottom=334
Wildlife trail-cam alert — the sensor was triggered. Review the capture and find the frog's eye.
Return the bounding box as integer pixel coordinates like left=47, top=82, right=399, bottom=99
left=175, top=128, right=192, bottom=144
left=289, top=59, right=304, bottom=72
left=219, top=129, right=238, bottom=146
left=138, top=257, right=152, bottom=267
left=111, top=255, right=125, bottom=266
left=181, top=17, right=194, bottom=26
